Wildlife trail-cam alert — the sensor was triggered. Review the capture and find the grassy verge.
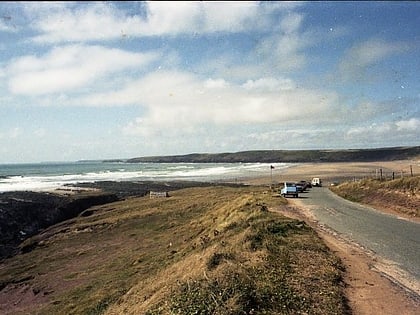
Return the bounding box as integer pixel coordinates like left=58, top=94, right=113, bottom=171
left=330, top=175, right=419, bottom=218
left=0, top=185, right=349, bottom=315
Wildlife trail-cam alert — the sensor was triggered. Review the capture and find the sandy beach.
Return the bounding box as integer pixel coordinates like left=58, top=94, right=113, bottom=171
left=244, top=159, right=420, bottom=186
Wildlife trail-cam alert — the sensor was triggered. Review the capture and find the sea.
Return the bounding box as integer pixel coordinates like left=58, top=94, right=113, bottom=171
left=0, top=161, right=292, bottom=192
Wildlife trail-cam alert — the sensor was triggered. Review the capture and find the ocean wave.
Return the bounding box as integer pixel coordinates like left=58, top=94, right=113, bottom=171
left=0, top=162, right=292, bottom=192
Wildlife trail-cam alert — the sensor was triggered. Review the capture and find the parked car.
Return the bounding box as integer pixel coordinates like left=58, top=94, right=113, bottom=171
left=311, top=177, right=322, bottom=187
left=281, top=182, right=298, bottom=198
left=296, top=180, right=311, bottom=192
left=295, top=182, right=305, bottom=192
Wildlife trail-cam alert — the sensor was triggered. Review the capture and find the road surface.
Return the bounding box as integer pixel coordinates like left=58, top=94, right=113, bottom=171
left=294, top=187, right=420, bottom=292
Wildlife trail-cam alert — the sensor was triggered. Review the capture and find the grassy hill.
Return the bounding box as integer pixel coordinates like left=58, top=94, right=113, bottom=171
left=125, top=146, right=420, bottom=163
left=0, top=186, right=349, bottom=315
left=330, top=175, right=419, bottom=219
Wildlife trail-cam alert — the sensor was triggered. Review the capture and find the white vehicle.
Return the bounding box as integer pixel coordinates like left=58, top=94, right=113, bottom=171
left=281, top=182, right=299, bottom=198
left=311, top=177, right=322, bottom=187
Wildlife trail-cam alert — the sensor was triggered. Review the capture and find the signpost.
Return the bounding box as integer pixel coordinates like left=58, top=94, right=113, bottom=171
left=270, top=165, right=275, bottom=189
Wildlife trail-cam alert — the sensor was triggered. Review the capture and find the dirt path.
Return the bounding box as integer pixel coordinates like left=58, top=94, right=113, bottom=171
left=273, top=200, right=420, bottom=315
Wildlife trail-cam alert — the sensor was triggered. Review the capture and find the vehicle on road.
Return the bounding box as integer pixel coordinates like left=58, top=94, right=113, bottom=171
left=311, top=177, right=322, bottom=187
left=296, top=180, right=311, bottom=192
left=281, top=182, right=299, bottom=198
left=297, top=187, right=419, bottom=290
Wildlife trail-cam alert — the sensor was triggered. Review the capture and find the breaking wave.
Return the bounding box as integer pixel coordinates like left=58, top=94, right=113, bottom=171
left=0, top=162, right=292, bottom=192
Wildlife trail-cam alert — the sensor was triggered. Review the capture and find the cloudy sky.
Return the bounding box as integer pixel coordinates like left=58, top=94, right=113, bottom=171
left=0, top=1, right=419, bottom=163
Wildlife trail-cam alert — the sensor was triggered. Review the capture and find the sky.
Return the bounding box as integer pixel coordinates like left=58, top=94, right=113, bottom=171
left=0, top=1, right=419, bottom=163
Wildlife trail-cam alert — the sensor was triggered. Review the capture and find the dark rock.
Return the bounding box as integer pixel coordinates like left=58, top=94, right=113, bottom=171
left=0, top=191, right=118, bottom=261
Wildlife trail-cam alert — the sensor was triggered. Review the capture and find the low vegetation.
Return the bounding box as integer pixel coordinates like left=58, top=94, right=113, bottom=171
left=125, top=146, right=420, bottom=163
left=0, top=186, right=349, bottom=314
left=330, top=175, right=419, bottom=218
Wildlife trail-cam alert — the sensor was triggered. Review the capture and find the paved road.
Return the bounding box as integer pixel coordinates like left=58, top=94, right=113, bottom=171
left=295, top=187, right=420, bottom=283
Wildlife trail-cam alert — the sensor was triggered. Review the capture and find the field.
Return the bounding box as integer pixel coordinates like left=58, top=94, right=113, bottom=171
left=0, top=185, right=349, bottom=315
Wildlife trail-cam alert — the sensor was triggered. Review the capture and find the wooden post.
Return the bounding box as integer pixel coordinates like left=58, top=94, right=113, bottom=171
left=410, top=165, right=413, bottom=177
left=270, top=165, right=274, bottom=190
left=380, top=168, right=383, bottom=181
left=270, top=167, right=273, bottom=187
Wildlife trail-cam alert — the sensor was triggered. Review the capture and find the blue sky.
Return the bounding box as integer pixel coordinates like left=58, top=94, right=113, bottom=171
left=0, top=1, right=419, bottom=163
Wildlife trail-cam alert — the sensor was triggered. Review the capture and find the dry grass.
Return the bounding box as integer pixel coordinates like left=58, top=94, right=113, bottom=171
left=330, top=175, right=419, bottom=218
left=0, top=186, right=349, bottom=315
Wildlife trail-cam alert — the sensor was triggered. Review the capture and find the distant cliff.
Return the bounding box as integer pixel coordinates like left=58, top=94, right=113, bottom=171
left=125, top=146, right=420, bottom=163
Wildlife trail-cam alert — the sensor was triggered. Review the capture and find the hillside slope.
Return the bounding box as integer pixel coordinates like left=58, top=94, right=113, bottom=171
left=0, top=186, right=349, bottom=315
left=330, top=175, right=419, bottom=220
left=125, top=146, right=420, bottom=163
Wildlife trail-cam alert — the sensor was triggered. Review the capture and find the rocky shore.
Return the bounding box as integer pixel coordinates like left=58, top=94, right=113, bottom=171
left=66, top=180, right=232, bottom=199
left=0, top=190, right=119, bottom=260
left=0, top=180, right=242, bottom=261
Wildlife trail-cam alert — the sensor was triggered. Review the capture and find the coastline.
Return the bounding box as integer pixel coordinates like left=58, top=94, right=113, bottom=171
left=0, top=161, right=289, bottom=193
left=1, top=160, right=418, bottom=314
left=242, top=160, right=419, bottom=186
left=0, top=180, right=242, bottom=261
left=1, top=159, right=418, bottom=261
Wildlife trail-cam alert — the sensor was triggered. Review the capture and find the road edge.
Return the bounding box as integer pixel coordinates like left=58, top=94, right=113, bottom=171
left=272, top=199, right=420, bottom=315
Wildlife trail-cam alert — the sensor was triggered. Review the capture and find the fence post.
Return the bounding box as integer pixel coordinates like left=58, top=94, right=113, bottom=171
left=410, top=165, right=413, bottom=177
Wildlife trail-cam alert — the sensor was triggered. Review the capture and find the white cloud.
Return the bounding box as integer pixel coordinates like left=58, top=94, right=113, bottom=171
left=347, top=123, right=392, bottom=136
left=87, top=70, right=340, bottom=136
left=34, top=128, right=47, bottom=138
left=280, top=12, right=304, bottom=34
left=197, top=1, right=261, bottom=33
left=1, top=1, right=416, bottom=163
left=242, top=77, right=296, bottom=91
left=354, top=39, right=406, bottom=66
left=244, top=127, right=340, bottom=150
left=28, top=1, right=288, bottom=43
left=142, top=1, right=261, bottom=35
left=2, top=127, right=22, bottom=139
left=396, top=118, right=420, bottom=131
left=7, top=44, right=158, bottom=95
left=338, top=39, right=410, bottom=80
left=204, top=78, right=230, bottom=89
left=30, top=2, right=134, bottom=43
left=346, top=118, right=419, bottom=143
left=253, top=11, right=313, bottom=71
